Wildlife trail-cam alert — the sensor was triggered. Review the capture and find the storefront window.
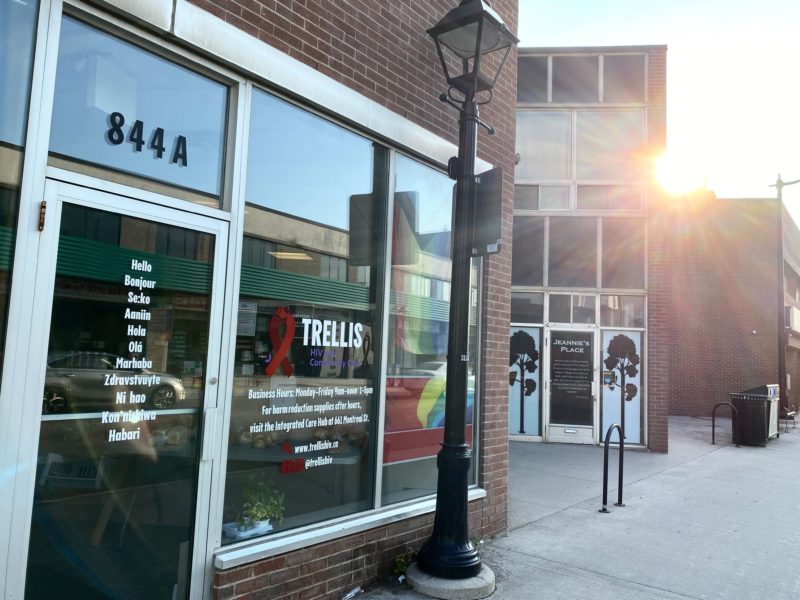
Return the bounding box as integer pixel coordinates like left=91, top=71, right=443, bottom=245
left=511, top=292, right=544, bottom=324
left=223, top=90, right=386, bottom=542
left=49, top=16, right=228, bottom=204
left=382, top=155, right=477, bottom=505
left=0, top=0, right=39, bottom=387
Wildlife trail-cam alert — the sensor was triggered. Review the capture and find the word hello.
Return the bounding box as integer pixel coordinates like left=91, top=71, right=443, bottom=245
left=301, top=318, right=363, bottom=348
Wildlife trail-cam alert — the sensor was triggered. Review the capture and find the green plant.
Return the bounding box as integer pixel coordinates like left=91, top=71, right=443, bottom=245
left=392, top=548, right=418, bottom=576
left=237, top=480, right=285, bottom=529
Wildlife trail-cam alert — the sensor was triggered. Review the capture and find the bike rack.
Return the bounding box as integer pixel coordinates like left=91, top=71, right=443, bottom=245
left=711, top=402, right=740, bottom=447
left=599, top=423, right=624, bottom=513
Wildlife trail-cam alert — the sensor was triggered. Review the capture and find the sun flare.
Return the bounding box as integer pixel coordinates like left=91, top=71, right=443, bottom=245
left=654, top=153, right=707, bottom=196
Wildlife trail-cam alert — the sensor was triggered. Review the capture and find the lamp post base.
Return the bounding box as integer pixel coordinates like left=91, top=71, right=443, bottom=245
left=406, top=563, right=496, bottom=600
left=416, top=443, right=480, bottom=579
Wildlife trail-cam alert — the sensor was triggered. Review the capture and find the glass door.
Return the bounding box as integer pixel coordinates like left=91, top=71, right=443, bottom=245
left=545, top=328, right=597, bottom=444
left=23, top=181, right=226, bottom=599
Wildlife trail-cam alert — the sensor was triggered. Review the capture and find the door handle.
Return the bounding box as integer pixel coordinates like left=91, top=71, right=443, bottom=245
left=201, top=407, right=216, bottom=462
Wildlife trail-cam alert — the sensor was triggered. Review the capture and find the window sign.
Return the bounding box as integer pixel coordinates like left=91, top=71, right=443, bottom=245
left=49, top=17, right=228, bottom=197
left=549, top=330, right=593, bottom=426
left=508, top=326, right=541, bottom=436
left=601, top=330, right=642, bottom=443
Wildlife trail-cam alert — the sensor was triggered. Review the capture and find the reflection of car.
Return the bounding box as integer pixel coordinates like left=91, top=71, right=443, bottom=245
left=43, top=352, right=186, bottom=413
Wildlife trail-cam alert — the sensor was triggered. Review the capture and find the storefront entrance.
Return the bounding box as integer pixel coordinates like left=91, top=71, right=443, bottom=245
left=545, top=327, right=597, bottom=444
left=23, top=180, right=227, bottom=598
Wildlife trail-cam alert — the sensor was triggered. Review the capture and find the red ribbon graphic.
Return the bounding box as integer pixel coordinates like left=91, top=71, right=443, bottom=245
left=265, top=307, right=295, bottom=377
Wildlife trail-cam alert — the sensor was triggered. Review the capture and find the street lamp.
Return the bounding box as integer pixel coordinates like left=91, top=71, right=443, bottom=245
left=417, top=0, right=518, bottom=580
left=771, top=174, right=800, bottom=416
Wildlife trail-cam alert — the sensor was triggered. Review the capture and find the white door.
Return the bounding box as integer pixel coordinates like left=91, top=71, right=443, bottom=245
left=16, top=180, right=227, bottom=599
left=545, top=327, right=598, bottom=444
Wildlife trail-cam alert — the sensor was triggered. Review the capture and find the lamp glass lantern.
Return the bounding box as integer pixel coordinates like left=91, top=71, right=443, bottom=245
left=427, top=0, right=519, bottom=97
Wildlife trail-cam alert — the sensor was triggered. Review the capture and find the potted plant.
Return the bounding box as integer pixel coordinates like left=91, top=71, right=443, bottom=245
left=223, top=480, right=285, bottom=541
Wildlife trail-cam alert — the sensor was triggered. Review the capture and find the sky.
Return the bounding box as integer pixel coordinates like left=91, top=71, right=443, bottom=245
left=517, top=0, right=800, bottom=220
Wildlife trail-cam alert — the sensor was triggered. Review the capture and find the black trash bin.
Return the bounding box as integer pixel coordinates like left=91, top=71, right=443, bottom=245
left=729, top=385, right=779, bottom=446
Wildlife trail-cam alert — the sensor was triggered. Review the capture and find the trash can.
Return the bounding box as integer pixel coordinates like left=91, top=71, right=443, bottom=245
left=729, top=385, right=780, bottom=446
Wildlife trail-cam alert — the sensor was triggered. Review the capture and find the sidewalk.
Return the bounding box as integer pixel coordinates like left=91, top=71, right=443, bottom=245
left=363, top=417, right=800, bottom=599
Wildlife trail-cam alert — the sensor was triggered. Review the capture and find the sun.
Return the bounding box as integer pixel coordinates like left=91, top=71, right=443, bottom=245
left=654, top=153, right=707, bottom=196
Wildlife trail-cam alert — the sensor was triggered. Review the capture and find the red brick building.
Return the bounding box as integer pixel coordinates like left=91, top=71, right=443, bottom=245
left=0, top=1, right=518, bottom=599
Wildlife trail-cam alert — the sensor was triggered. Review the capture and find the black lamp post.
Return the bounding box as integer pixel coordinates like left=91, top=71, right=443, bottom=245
left=417, top=0, right=517, bottom=580
left=771, top=174, right=800, bottom=415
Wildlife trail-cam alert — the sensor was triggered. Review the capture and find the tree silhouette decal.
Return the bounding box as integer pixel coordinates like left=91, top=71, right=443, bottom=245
left=509, top=330, right=539, bottom=434
left=604, top=334, right=639, bottom=439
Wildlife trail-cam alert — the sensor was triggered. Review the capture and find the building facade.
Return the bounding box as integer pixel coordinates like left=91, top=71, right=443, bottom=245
left=0, top=1, right=518, bottom=598
left=510, top=46, right=668, bottom=451
left=665, top=193, right=799, bottom=419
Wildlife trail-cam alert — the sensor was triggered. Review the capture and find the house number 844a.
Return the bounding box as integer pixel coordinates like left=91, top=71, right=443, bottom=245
left=106, top=112, right=188, bottom=166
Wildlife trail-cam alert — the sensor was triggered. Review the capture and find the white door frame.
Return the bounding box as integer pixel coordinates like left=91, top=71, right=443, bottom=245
left=544, top=324, right=600, bottom=444
left=4, top=178, right=229, bottom=598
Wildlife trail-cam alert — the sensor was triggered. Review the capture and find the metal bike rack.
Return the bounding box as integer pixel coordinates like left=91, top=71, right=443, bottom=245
left=599, top=423, right=624, bottom=513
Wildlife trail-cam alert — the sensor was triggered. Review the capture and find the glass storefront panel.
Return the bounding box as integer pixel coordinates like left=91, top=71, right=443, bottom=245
left=382, top=155, right=477, bottom=505
left=223, top=90, right=384, bottom=542
left=0, top=0, right=39, bottom=388
left=27, top=204, right=215, bottom=598
left=49, top=16, right=228, bottom=203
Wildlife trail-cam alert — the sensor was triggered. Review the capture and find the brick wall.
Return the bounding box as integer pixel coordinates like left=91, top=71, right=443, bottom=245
left=665, top=195, right=780, bottom=417
left=190, top=1, right=519, bottom=598
left=645, top=46, right=669, bottom=452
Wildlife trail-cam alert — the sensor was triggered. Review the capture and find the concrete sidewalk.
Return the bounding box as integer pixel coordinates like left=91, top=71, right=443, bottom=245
left=363, top=417, right=800, bottom=600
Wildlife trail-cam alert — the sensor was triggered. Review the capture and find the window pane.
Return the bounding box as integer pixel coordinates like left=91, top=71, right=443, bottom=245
left=511, top=292, right=544, bottom=324
left=573, top=295, right=596, bottom=324
left=577, top=186, right=608, bottom=210
left=552, top=56, right=598, bottom=103
left=28, top=205, right=214, bottom=598
left=224, top=93, right=385, bottom=543
left=0, top=0, right=38, bottom=393
left=540, top=186, right=569, bottom=210
left=576, top=110, right=644, bottom=180
left=549, top=294, right=570, bottom=323
left=382, top=155, right=478, bottom=504
left=518, top=56, right=548, bottom=103
left=49, top=17, right=228, bottom=199
left=549, top=217, right=597, bottom=287
left=602, top=218, right=645, bottom=289
left=601, top=295, right=645, bottom=328
left=514, top=185, right=538, bottom=210
left=609, top=185, right=643, bottom=210
left=246, top=90, right=373, bottom=229
left=0, top=0, right=38, bottom=146
left=512, top=216, right=544, bottom=286
left=578, top=186, right=643, bottom=211
left=516, top=111, right=571, bottom=180
left=603, top=54, right=645, bottom=103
